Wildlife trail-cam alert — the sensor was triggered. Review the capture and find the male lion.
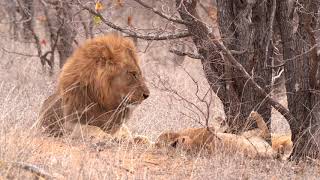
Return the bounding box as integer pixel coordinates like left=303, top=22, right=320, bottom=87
left=155, top=112, right=293, bottom=160
left=36, top=34, right=150, bottom=139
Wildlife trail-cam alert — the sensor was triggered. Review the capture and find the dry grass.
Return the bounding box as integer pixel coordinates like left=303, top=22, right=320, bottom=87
left=1, top=34, right=320, bottom=180
left=1, top=3, right=320, bottom=179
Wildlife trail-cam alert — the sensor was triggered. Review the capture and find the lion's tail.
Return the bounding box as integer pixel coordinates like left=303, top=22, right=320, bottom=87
left=249, top=111, right=293, bottom=160
left=249, top=111, right=270, bottom=139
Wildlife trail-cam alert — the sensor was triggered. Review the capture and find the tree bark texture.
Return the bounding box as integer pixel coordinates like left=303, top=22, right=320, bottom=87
left=276, top=0, right=320, bottom=159
left=5, top=0, right=19, bottom=40
left=175, top=0, right=274, bottom=132
left=216, top=0, right=274, bottom=131
left=18, top=0, right=34, bottom=40
left=55, top=1, right=77, bottom=68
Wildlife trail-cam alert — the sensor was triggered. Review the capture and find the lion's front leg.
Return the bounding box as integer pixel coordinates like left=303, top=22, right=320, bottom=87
left=63, top=121, right=112, bottom=140
left=111, top=124, right=133, bottom=142
left=112, top=124, right=153, bottom=145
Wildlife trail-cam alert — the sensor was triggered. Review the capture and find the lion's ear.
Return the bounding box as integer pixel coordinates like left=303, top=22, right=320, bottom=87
left=123, top=35, right=137, bottom=46
left=126, top=47, right=135, bottom=57
left=126, top=47, right=141, bottom=64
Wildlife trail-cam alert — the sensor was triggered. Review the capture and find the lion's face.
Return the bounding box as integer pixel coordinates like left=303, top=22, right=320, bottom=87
left=92, top=38, right=150, bottom=109
left=155, top=132, right=180, bottom=148
left=43, top=34, right=149, bottom=135
left=110, top=64, right=150, bottom=107
left=59, top=34, right=149, bottom=112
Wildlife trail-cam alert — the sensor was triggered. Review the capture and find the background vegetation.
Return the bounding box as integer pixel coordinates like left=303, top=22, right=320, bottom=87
left=0, top=0, right=320, bottom=179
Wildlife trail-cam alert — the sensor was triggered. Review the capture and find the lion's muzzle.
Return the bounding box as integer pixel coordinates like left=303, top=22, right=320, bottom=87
left=141, top=81, right=150, bottom=100
left=142, top=88, right=150, bottom=100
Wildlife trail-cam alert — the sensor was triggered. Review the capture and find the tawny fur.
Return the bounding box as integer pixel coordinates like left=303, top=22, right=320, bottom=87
left=155, top=111, right=293, bottom=159
left=241, top=111, right=270, bottom=139
left=132, top=135, right=153, bottom=145
left=155, top=127, right=217, bottom=150
left=272, top=134, right=293, bottom=160
left=37, top=34, right=149, bottom=138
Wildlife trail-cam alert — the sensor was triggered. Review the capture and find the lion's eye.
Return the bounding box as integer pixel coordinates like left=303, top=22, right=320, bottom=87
left=128, top=71, right=138, bottom=79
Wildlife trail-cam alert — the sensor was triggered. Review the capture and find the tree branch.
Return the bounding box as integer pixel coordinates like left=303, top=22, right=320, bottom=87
left=132, top=0, right=189, bottom=25
left=0, top=160, right=54, bottom=179
left=169, top=49, right=202, bottom=59
left=1, top=47, right=37, bottom=57
left=169, top=48, right=244, bottom=60
left=77, top=0, right=190, bottom=40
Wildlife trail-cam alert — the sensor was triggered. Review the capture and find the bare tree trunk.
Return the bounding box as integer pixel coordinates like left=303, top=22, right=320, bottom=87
left=276, top=0, right=320, bottom=159
left=55, top=1, right=76, bottom=67
left=17, top=0, right=34, bottom=40
left=23, top=0, right=76, bottom=70
left=212, top=0, right=242, bottom=131
left=5, top=0, right=19, bottom=40
left=215, top=0, right=273, bottom=131
left=79, top=12, right=94, bottom=39
left=176, top=0, right=272, bottom=132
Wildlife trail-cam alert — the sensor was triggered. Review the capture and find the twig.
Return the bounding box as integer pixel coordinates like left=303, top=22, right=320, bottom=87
left=15, top=162, right=53, bottom=179
left=16, top=0, right=63, bottom=70
left=306, top=156, right=320, bottom=166
left=1, top=47, right=37, bottom=57
left=78, top=12, right=91, bottom=39
left=132, top=0, right=188, bottom=25
left=0, top=160, right=53, bottom=179
left=169, top=49, right=202, bottom=59
left=143, top=160, right=160, bottom=166
left=230, top=49, right=247, bottom=55
left=268, top=44, right=318, bottom=68
left=77, top=0, right=190, bottom=40
left=265, top=0, right=276, bottom=67
left=39, top=0, right=57, bottom=45
left=114, top=164, right=134, bottom=174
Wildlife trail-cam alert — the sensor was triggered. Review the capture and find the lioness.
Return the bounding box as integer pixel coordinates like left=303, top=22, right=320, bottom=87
left=155, top=112, right=293, bottom=160
left=36, top=34, right=150, bottom=140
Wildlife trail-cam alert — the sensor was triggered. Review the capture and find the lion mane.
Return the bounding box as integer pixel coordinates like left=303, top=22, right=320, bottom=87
left=37, top=34, right=150, bottom=137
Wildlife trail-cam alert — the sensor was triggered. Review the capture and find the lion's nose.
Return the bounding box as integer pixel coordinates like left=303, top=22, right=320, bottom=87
left=141, top=84, right=150, bottom=100
left=143, top=93, right=149, bottom=99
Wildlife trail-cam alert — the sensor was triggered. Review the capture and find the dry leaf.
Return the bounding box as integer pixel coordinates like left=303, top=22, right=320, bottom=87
left=95, top=2, right=104, bottom=11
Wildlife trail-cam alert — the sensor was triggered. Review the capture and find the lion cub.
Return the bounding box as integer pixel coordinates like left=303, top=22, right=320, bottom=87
left=155, top=112, right=293, bottom=160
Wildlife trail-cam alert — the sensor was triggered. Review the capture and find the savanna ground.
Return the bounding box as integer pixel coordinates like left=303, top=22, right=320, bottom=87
left=0, top=2, right=320, bottom=180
